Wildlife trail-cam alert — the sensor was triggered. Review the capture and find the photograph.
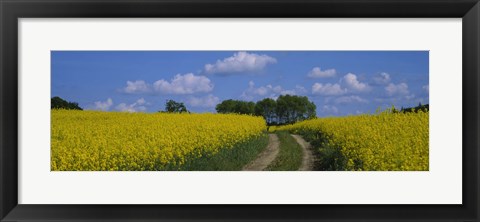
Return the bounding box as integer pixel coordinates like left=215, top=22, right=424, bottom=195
left=51, top=51, right=429, bottom=171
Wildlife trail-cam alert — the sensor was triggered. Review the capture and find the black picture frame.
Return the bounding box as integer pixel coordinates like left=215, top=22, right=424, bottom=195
left=1, top=0, right=479, bottom=221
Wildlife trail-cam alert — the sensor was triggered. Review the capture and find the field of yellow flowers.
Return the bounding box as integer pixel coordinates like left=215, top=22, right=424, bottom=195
left=51, top=110, right=267, bottom=171
left=278, top=110, right=429, bottom=171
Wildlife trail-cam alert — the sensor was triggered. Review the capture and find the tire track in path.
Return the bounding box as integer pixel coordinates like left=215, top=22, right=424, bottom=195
left=242, top=134, right=280, bottom=171
left=291, top=134, right=314, bottom=171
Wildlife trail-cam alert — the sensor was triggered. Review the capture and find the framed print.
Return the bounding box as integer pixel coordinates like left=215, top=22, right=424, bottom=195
left=1, top=0, right=479, bottom=221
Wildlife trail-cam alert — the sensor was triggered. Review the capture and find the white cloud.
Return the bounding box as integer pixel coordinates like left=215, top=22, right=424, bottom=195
left=187, top=94, right=220, bottom=108
left=153, top=73, right=214, bottom=95
left=376, top=82, right=416, bottom=104
left=385, top=82, right=409, bottom=96
left=248, top=80, right=255, bottom=88
left=122, top=73, right=214, bottom=95
left=343, top=73, right=370, bottom=92
left=136, top=98, right=146, bottom=105
left=240, top=81, right=305, bottom=101
left=423, top=84, right=429, bottom=93
left=115, top=99, right=148, bottom=113
left=307, top=67, right=337, bottom=78
left=123, top=80, right=150, bottom=94
left=311, top=83, right=346, bottom=96
left=93, top=98, right=113, bottom=111
left=272, top=86, right=283, bottom=94
left=373, top=72, right=391, bottom=85
left=405, top=94, right=416, bottom=100
left=280, top=89, right=296, bottom=95
left=294, top=85, right=308, bottom=94
left=204, top=51, right=277, bottom=75
left=254, top=86, right=270, bottom=96
left=322, top=105, right=338, bottom=114
left=335, top=95, right=368, bottom=104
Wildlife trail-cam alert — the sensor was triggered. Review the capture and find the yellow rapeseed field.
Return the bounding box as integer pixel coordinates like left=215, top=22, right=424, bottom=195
left=278, top=111, right=429, bottom=171
left=51, top=110, right=266, bottom=171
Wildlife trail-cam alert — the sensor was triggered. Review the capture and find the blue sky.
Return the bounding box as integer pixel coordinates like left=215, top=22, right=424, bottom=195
left=51, top=51, right=429, bottom=117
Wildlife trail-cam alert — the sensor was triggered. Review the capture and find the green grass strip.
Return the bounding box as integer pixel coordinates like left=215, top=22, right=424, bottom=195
left=267, top=131, right=303, bottom=171
left=175, top=133, right=269, bottom=171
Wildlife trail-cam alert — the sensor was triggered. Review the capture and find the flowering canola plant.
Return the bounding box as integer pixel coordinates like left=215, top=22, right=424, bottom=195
left=278, top=111, right=428, bottom=171
left=51, top=110, right=266, bottom=171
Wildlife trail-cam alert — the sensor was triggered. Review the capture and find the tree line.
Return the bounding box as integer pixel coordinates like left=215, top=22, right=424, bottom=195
left=161, top=95, right=317, bottom=125
left=51, top=96, right=83, bottom=110
left=216, top=94, right=316, bottom=125
left=160, top=99, right=189, bottom=113
left=388, top=103, right=429, bottom=114
left=51, top=95, right=317, bottom=126
left=51, top=96, right=189, bottom=113
left=400, top=103, right=429, bottom=113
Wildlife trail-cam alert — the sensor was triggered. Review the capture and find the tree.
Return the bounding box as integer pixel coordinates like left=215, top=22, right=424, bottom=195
left=164, top=99, right=188, bottom=113
left=215, top=99, right=237, bottom=114
left=305, top=99, right=317, bottom=120
left=216, top=95, right=316, bottom=125
left=236, top=101, right=256, bottom=115
left=51, top=96, right=83, bottom=110
left=400, top=103, right=429, bottom=113
left=276, top=95, right=316, bottom=124
left=255, top=98, right=277, bottom=125
left=215, top=100, right=255, bottom=115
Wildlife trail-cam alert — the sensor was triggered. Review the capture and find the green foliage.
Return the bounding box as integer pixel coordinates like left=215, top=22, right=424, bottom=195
left=255, top=98, right=277, bottom=125
left=51, top=96, right=83, bottom=110
left=164, top=99, right=188, bottom=113
left=215, top=99, right=256, bottom=115
left=298, top=130, right=347, bottom=170
left=216, top=95, right=317, bottom=126
left=177, top=133, right=269, bottom=171
left=267, top=131, right=303, bottom=171
left=400, top=103, right=429, bottom=113
left=275, top=95, right=316, bottom=124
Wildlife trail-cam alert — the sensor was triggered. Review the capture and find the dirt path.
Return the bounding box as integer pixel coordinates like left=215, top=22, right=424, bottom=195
left=242, top=134, right=280, bottom=171
left=291, top=134, right=314, bottom=171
